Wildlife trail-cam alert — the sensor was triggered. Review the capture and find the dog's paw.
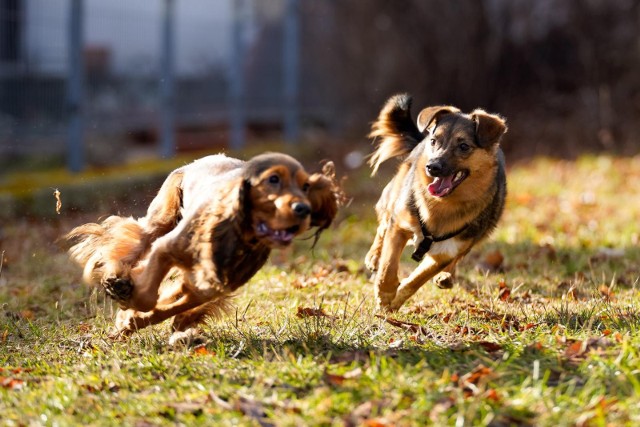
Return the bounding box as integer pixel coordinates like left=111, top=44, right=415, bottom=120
left=364, top=251, right=380, bottom=272
left=102, top=276, right=134, bottom=304
left=169, top=328, right=207, bottom=347
left=434, top=272, right=455, bottom=289
left=375, top=290, right=397, bottom=312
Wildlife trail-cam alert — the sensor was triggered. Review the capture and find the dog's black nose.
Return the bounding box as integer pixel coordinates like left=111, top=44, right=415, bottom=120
left=292, top=202, right=311, bottom=218
left=426, top=161, right=444, bottom=177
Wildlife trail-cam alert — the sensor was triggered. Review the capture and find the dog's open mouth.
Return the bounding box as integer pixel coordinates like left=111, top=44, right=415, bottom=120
left=427, top=170, right=468, bottom=197
left=256, top=222, right=300, bottom=245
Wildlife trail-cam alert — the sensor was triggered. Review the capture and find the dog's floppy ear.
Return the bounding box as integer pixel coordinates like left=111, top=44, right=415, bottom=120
left=470, top=109, right=508, bottom=148
left=236, top=177, right=252, bottom=228
left=307, top=161, right=342, bottom=233
left=416, top=105, right=461, bottom=133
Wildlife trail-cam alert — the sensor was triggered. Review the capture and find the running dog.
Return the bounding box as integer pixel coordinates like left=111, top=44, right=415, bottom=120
left=66, top=152, right=340, bottom=343
left=365, top=94, right=507, bottom=311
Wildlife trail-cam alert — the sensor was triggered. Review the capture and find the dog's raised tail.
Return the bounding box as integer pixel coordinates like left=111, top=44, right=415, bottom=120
left=368, top=93, right=424, bottom=175
left=64, top=216, right=147, bottom=286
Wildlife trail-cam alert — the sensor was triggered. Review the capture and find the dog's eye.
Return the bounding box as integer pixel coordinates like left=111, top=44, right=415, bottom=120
left=268, top=174, right=280, bottom=184
left=302, top=182, right=310, bottom=192
left=430, top=138, right=436, bottom=147
left=459, top=143, right=470, bottom=152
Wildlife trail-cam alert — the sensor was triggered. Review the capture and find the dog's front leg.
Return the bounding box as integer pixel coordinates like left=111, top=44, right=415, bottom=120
left=373, top=224, right=411, bottom=310
left=389, top=239, right=466, bottom=310
left=365, top=219, right=388, bottom=272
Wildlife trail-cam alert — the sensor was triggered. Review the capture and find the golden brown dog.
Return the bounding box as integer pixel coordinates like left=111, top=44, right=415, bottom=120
left=365, top=94, right=507, bottom=311
left=66, top=152, right=340, bottom=343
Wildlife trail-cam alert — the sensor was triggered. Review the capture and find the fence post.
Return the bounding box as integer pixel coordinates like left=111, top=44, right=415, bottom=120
left=283, top=0, right=299, bottom=144
left=160, top=0, right=175, bottom=158
left=66, top=0, right=84, bottom=173
left=229, top=0, right=246, bottom=150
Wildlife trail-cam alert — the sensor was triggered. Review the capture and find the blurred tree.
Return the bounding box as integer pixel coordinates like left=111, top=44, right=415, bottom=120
left=300, top=0, right=640, bottom=157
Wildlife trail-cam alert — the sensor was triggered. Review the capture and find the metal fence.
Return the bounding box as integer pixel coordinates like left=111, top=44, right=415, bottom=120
left=0, top=0, right=312, bottom=172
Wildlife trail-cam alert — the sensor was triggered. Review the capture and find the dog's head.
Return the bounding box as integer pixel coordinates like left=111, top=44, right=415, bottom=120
left=416, top=106, right=507, bottom=199
left=240, top=152, right=340, bottom=248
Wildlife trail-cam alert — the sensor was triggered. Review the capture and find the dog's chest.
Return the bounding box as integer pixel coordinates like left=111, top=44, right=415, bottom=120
left=214, top=244, right=271, bottom=291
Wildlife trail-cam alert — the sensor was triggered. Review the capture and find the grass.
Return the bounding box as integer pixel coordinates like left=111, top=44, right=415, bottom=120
left=1, top=153, right=640, bottom=426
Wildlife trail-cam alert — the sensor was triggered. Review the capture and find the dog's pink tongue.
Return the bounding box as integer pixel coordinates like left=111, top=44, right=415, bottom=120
left=427, top=175, right=454, bottom=197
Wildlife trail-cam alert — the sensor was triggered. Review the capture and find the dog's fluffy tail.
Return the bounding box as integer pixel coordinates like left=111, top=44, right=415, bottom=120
left=368, top=93, right=424, bottom=175
left=65, top=216, right=149, bottom=286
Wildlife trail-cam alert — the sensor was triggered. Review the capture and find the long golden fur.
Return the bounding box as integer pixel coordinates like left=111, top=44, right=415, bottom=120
left=66, top=152, right=340, bottom=343
left=365, top=94, right=508, bottom=311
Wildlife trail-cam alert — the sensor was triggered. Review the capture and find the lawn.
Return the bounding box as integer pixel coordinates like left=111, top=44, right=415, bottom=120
left=1, top=154, right=640, bottom=426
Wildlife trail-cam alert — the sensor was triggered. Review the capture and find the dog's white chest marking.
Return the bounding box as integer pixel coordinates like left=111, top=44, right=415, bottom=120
left=428, top=238, right=462, bottom=257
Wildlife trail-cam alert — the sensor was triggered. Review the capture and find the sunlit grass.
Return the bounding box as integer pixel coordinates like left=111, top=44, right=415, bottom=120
left=1, top=154, right=640, bottom=426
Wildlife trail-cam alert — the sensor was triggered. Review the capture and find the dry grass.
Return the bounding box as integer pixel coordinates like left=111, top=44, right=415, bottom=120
left=1, top=153, right=640, bottom=426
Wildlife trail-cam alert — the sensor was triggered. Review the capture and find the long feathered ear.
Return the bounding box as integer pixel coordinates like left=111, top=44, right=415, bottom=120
left=307, top=161, right=343, bottom=234
left=416, top=105, right=461, bottom=133
left=470, top=109, right=508, bottom=148
left=237, top=177, right=252, bottom=229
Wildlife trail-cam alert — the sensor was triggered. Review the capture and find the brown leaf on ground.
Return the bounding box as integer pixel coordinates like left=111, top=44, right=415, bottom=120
left=498, top=281, right=511, bottom=301
left=478, top=341, right=502, bottom=353
left=563, top=337, right=613, bottom=360
left=1, top=376, right=25, bottom=390
left=375, top=314, right=428, bottom=335
left=324, top=367, right=362, bottom=386
left=598, top=285, right=616, bottom=302
left=193, top=345, right=216, bottom=356
left=365, top=418, right=396, bottom=427
left=484, top=388, right=501, bottom=403
left=296, top=306, right=335, bottom=319
left=453, top=364, right=494, bottom=397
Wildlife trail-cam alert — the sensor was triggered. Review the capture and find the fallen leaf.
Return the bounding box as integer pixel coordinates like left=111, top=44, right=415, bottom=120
left=375, top=315, right=427, bottom=335
left=598, top=285, right=616, bottom=302
left=563, top=337, right=613, bottom=360
left=454, top=364, right=494, bottom=397
left=324, top=367, right=362, bottom=386
left=296, top=306, right=335, bottom=319
left=1, top=376, right=25, bottom=390
left=484, top=388, right=501, bottom=403
left=520, top=323, right=539, bottom=331
left=193, top=346, right=216, bottom=356
left=498, top=281, right=511, bottom=301
left=478, top=341, right=502, bottom=353
left=364, top=418, right=394, bottom=427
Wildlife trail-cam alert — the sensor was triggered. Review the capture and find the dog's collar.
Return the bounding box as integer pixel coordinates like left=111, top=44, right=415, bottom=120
left=409, top=198, right=469, bottom=262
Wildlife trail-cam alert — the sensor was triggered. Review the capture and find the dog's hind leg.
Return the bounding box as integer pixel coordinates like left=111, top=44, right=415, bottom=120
left=373, top=224, right=411, bottom=310
left=112, top=270, right=228, bottom=342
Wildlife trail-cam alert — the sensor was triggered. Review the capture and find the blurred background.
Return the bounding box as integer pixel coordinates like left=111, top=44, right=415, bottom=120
left=0, top=0, right=639, bottom=198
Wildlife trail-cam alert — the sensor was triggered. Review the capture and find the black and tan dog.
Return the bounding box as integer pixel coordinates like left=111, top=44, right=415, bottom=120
left=66, top=153, right=340, bottom=343
left=365, top=94, right=507, bottom=311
